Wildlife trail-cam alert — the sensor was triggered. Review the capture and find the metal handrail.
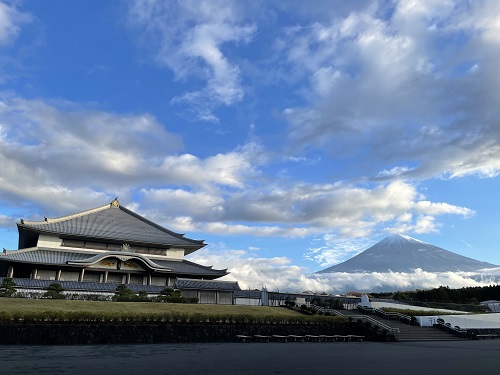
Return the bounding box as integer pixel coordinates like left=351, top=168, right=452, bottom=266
left=373, top=308, right=412, bottom=324
left=349, top=315, right=401, bottom=335
left=435, top=321, right=468, bottom=338
left=311, top=304, right=400, bottom=336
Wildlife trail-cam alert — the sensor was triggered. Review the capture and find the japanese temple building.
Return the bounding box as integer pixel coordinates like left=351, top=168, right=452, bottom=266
left=0, top=199, right=240, bottom=303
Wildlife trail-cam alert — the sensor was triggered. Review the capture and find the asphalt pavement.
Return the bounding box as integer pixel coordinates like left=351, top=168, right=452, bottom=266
left=1, top=340, right=499, bottom=375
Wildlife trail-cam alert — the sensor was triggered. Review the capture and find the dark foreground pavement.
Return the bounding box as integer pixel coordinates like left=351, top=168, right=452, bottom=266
left=1, top=340, right=499, bottom=375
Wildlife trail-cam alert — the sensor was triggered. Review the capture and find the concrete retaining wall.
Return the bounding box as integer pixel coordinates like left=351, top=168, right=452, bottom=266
left=0, top=323, right=357, bottom=345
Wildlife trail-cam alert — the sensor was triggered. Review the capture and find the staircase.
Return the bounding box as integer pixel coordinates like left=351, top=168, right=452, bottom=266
left=378, top=318, right=463, bottom=342
left=337, top=309, right=464, bottom=342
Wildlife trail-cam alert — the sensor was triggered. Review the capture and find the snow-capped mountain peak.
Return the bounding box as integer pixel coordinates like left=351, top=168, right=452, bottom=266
left=317, top=234, right=498, bottom=274
left=380, top=234, right=430, bottom=247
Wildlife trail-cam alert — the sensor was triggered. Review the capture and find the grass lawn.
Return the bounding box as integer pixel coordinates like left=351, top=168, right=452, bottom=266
left=0, top=297, right=305, bottom=319
left=0, top=298, right=351, bottom=328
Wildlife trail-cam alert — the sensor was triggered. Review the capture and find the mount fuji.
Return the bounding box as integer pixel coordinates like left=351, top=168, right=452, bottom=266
left=317, top=234, right=499, bottom=274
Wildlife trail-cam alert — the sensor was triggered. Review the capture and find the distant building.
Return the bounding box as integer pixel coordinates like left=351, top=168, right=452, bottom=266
left=480, top=300, right=500, bottom=312
left=0, top=199, right=239, bottom=303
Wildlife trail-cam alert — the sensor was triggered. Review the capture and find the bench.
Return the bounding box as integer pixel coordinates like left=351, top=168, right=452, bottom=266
left=347, top=335, right=365, bottom=342
left=272, top=335, right=288, bottom=343
left=254, top=335, right=271, bottom=343
left=334, top=335, right=350, bottom=342
left=236, top=335, right=252, bottom=343
left=319, top=335, right=336, bottom=342
left=305, top=335, right=321, bottom=342
left=476, top=334, right=492, bottom=339
left=287, top=335, right=305, bottom=342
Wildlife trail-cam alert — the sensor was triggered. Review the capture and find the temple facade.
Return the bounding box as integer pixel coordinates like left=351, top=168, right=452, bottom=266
left=0, top=199, right=240, bottom=303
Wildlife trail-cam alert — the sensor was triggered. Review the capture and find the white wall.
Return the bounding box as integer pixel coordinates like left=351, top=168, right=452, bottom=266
left=166, top=248, right=184, bottom=259
left=437, top=313, right=500, bottom=329
left=235, top=297, right=261, bottom=306
left=37, top=234, right=62, bottom=248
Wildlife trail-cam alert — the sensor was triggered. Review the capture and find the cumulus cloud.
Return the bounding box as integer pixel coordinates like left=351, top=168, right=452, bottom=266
left=0, top=95, right=264, bottom=215
left=137, top=178, right=472, bottom=239
left=127, top=0, right=255, bottom=121
left=280, top=1, right=500, bottom=181
left=187, top=246, right=334, bottom=292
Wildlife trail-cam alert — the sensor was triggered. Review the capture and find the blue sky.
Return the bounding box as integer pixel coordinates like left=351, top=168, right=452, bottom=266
left=1, top=0, right=500, bottom=293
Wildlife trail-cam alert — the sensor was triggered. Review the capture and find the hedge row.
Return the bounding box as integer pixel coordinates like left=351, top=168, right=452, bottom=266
left=0, top=310, right=349, bottom=326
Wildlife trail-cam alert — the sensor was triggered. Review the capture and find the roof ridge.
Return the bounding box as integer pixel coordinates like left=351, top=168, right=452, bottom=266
left=21, top=204, right=111, bottom=225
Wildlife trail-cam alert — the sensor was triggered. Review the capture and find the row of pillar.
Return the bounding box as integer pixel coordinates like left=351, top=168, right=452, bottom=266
left=6, top=266, right=173, bottom=286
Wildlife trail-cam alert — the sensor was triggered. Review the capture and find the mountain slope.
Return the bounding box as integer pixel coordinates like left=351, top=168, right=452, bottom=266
left=317, top=234, right=498, bottom=273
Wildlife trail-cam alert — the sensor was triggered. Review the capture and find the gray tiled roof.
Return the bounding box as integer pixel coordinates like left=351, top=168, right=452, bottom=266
left=174, top=278, right=240, bottom=291
left=0, top=248, right=228, bottom=277
left=19, top=203, right=204, bottom=249
left=0, top=249, right=91, bottom=264
left=153, top=259, right=228, bottom=276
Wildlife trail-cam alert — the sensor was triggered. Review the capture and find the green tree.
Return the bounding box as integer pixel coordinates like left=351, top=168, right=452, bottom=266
left=394, top=291, right=411, bottom=302
left=43, top=283, right=66, bottom=299
left=0, top=278, right=16, bottom=297
left=137, top=290, right=150, bottom=302
left=112, top=284, right=138, bottom=302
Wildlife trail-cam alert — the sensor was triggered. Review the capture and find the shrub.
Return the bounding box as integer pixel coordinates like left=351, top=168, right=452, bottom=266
left=153, top=295, right=197, bottom=303
left=112, top=284, right=140, bottom=302
left=43, top=283, right=66, bottom=299
left=0, top=278, right=16, bottom=297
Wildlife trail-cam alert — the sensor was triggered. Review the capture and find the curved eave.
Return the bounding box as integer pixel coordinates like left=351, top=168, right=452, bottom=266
left=66, top=251, right=172, bottom=272
left=180, top=261, right=229, bottom=278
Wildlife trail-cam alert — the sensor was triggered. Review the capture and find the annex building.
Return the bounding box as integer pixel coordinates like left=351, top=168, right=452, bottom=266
left=0, top=199, right=240, bottom=304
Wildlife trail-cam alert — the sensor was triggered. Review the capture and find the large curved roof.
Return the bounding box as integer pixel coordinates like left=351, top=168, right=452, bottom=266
left=18, top=199, right=205, bottom=250
left=0, top=248, right=228, bottom=278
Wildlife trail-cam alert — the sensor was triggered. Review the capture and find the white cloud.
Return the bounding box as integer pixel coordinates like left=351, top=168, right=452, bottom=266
left=188, top=247, right=333, bottom=292
left=0, top=95, right=261, bottom=215
left=305, top=235, right=375, bottom=268
left=0, top=95, right=266, bottom=194
left=279, top=1, right=500, bottom=181
left=0, top=94, right=475, bottom=240
left=376, top=166, right=415, bottom=179
left=127, top=0, right=255, bottom=121
left=138, top=179, right=472, bottom=239
left=0, top=1, right=31, bottom=46
left=415, top=201, right=474, bottom=217
left=0, top=213, right=12, bottom=228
